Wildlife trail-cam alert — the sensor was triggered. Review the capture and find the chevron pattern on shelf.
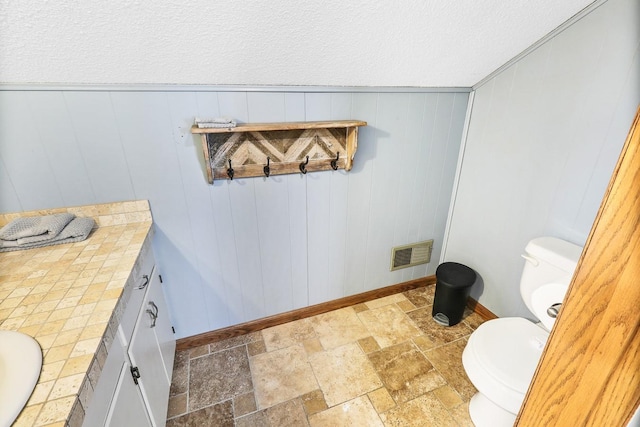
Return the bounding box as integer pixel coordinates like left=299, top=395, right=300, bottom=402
left=192, top=120, right=366, bottom=183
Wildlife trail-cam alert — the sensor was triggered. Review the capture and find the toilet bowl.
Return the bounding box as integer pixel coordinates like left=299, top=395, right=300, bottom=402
left=462, top=237, right=582, bottom=427
left=463, top=317, right=548, bottom=425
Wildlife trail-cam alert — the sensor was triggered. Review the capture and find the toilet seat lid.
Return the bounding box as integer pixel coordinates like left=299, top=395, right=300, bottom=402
left=470, top=317, right=549, bottom=394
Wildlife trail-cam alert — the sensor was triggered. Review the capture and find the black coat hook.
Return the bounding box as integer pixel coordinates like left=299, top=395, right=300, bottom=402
left=227, top=159, right=234, bottom=180
left=299, top=156, right=309, bottom=174
left=263, top=157, right=270, bottom=177
left=330, top=152, right=339, bottom=170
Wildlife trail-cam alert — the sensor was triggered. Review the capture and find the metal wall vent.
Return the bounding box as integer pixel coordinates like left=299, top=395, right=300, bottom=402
left=390, top=239, right=433, bottom=271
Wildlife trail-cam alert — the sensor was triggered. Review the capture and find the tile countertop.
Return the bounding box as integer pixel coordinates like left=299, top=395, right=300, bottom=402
left=0, top=200, right=154, bottom=427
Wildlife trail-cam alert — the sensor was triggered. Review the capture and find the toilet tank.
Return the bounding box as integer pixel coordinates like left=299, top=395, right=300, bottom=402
left=520, top=237, right=583, bottom=316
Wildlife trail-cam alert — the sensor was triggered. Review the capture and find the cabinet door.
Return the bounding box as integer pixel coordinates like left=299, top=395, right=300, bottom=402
left=146, top=270, right=176, bottom=382
left=105, top=362, right=152, bottom=427
left=119, top=250, right=155, bottom=348
left=128, top=269, right=173, bottom=427
left=82, top=339, right=126, bottom=426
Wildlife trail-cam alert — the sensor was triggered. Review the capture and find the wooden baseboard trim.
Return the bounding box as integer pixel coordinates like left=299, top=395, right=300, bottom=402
left=467, top=297, right=498, bottom=321
left=176, top=275, right=437, bottom=351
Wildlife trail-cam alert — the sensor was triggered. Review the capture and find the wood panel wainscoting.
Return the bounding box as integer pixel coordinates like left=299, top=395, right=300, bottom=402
left=176, top=275, right=497, bottom=351
left=517, top=107, right=640, bottom=426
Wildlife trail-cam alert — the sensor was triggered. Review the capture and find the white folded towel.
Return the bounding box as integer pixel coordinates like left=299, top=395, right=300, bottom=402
left=194, top=117, right=237, bottom=129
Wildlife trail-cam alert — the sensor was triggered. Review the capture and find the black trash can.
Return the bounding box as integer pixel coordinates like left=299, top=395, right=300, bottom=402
left=432, top=262, right=476, bottom=326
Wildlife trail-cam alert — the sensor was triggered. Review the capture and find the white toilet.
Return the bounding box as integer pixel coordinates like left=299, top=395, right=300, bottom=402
left=462, top=236, right=583, bottom=427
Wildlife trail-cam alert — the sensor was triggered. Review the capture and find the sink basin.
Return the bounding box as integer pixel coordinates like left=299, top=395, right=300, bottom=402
left=0, top=330, right=42, bottom=427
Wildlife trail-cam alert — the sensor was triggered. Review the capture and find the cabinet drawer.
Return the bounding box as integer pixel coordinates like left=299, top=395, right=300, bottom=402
left=118, top=246, right=155, bottom=348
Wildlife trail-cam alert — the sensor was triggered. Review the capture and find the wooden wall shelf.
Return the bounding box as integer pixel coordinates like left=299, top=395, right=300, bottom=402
left=191, top=120, right=367, bottom=183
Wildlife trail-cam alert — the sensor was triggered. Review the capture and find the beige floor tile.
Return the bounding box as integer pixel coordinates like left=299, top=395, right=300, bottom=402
left=188, top=344, right=209, bottom=359
left=308, top=396, right=384, bottom=427
left=365, top=293, right=407, bottom=309
left=424, top=338, right=476, bottom=400
left=265, top=398, right=309, bottom=427
left=262, top=318, right=316, bottom=352
left=352, top=303, right=369, bottom=313
left=251, top=344, right=318, bottom=409
left=412, top=335, right=436, bottom=352
left=233, top=391, right=257, bottom=417
left=188, top=345, right=252, bottom=411
left=209, top=331, right=262, bottom=353
left=358, top=336, right=381, bottom=354
left=380, top=393, right=458, bottom=427
left=310, top=307, right=370, bottom=350
left=309, top=343, right=382, bottom=407
left=462, top=309, right=486, bottom=330
left=432, top=385, right=463, bottom=408
left=408, top=307, right=473, bottom=347
left=169, top=350, right=189, bottom=396
left=301, top=390, right=328, bottom=416
left=368, top=387, right=396, bottom=413
left=166, top=393, right=187, bottom=419
left=247, top=339, right=267, bottom=356
left=449, top=401, right=475, bottom=427
left=167, top=400, right=234, bottom=427
left=396, top=299, right=416, bottom=312
left=235, top=410, right=268, bottom=427
left=368, top=341, right=445, bottom=404
left=358, top=304, right=421, bottom=348
left=170, top=291, right=485, bottom=426
left=403, top=286, right=435, bottom=308
left=302, top=337, right=324, bottom=355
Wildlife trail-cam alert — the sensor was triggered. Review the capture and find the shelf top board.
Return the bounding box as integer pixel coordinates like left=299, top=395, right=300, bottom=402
left=191, top=120, right=367, bottom=134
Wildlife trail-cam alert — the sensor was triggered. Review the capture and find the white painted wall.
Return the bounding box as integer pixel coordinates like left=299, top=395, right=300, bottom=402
left=0, top=0, right=592, bottom=87
left=0, top=89, right=468, bottom=338
left=443, top=0, right=640, bottom=319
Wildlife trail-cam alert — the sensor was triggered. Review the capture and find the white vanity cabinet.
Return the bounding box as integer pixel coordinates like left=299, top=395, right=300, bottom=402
left=83, top=250, right=175, bottom=427
left=128, top=268, right=175, bottom=426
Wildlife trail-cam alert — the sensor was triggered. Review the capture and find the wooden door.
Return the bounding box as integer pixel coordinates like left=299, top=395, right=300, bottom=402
left=516, top=107, right=640, bottom=425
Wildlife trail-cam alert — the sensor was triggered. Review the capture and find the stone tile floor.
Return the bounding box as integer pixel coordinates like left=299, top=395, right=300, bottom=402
left=166, top=285, right=484, bottom=426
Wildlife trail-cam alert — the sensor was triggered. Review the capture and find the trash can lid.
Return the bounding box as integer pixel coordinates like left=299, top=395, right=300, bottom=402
left=436, top=262, right=476, bottom=288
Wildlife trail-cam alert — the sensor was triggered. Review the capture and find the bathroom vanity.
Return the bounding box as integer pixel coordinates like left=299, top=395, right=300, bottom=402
left=83, top=237, right=175, bottom=427
left=0, top=201, right=175, bottom=427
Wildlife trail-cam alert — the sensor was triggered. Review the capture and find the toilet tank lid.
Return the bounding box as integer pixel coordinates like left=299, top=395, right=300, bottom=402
left=525, top=237, right=583, bottom=272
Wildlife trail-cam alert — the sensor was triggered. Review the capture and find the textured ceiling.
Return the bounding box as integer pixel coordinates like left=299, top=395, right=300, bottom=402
left=0, top=0, right=596, bottom=87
